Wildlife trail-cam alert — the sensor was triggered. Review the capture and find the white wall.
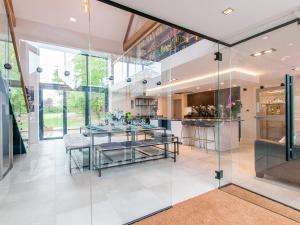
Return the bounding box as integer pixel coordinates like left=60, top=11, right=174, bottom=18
left=19, top=41, right=40, bottom=144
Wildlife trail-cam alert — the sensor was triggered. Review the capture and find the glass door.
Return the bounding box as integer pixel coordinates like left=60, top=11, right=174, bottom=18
left=219, top=21, right=300, bottom=211
left=291, top=75, right=300, bottom=187
left=41, top=89, right=64, bottom=139
left=66, top=90, right=85, bottom=134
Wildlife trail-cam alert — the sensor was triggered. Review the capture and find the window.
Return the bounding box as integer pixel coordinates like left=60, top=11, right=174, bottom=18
left=89, top=56, right=107, bottom=86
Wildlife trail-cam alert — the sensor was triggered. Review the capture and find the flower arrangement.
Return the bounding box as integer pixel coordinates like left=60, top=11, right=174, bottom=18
left=226, top=95, right=242, bottom=118
left=192, top=105, right=216, bottom=117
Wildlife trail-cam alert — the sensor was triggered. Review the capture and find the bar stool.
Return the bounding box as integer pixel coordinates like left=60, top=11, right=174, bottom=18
left=192, top=121, right=216, bottom=152
left=193, top=121, right=207, bottom=149
left=180, top=120, right=194, bottom=147
left=202, top=121, right=216, bottom=152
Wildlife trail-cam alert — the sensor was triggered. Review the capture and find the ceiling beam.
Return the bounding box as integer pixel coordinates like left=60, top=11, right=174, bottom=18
left=123, top=14, right=134, bottom=44
left=4, top=0, right=29, bottom=112
left=123, top=20, right=159, bottom=52
left=5, top=0, right=16, bottom=27
left=98, top=0, right=230, bottom=47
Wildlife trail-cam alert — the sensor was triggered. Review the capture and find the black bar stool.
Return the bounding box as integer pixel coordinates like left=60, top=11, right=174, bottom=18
left=201, top=121, right=216, bottom=152
left=193, top=121, right=207, bottom=149
left=180, top=120, right=194, bottom=147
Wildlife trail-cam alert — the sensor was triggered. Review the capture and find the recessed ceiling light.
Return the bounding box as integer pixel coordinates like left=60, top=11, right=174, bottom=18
left=252, top=52, right=262, bottom=57
left=288, top=43, right=294, bottom=46
left=196, top=87, right=200, bottom=90
left=208, top=88, right=212, bottom=91
left=222, top=8, right=234, bottom=15
left=233, top=84, right=237, bottom=87
left=263, top=48, right=276, bottom=54
left=169, top=78, right=178, bottom=82
left=262, top=36, right=268, bottom=40
left=296, top=53, right=300, bottom=56
left=70, top=17, right=77, bottom=22
left=281, top=57, right=286, bottom=61
left=292, top=68, right=300, bottom=71
left=220, top=82, right=225, bottom=85
left=251, top=48, right=276, bottom=57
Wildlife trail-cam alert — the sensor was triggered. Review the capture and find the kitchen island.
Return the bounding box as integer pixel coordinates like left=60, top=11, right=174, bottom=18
left=150, top=118, right=241, bottom=151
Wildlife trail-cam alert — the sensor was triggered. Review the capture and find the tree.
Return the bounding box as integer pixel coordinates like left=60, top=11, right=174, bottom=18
left=72, top=55, right=108, bottom=122
left=52, top=68, right=64, bottom=83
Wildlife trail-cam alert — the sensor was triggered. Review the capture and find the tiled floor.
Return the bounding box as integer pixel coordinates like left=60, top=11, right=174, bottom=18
left=0, top=140, right=299, bottom=225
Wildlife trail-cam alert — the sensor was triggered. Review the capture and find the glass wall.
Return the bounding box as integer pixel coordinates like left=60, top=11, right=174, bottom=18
left=88, top=2, right=174, bottom=223
left=6, top=0, right=300, bottom=224
left=220, top=22, right=300, bottom=212
left=0, top=0, right=10, bottom=179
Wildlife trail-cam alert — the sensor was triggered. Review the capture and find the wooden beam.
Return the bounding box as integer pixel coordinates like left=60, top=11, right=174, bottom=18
left=5, top=0, right=16, bottom=27
left=4, top=0, right=29, bottom=113
left=123, top=14, right=134, bottom=44
left=123, top=20, right=159, bottom=52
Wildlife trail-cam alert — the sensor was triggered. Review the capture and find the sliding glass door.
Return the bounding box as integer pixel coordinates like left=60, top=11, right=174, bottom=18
left=66, top=90, right=85, bottom=134
left=41, top=89, right=64, bottom=139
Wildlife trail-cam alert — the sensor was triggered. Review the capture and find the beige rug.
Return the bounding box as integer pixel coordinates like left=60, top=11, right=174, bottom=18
left=221, top=184, right=300, bottom=223
left=134, top=186, right=299, bottom=225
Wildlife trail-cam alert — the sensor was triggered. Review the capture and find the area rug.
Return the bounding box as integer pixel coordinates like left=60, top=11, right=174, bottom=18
left=221, top=184, right=300, bottom=223
left=134, top=186, right=299, bottom=225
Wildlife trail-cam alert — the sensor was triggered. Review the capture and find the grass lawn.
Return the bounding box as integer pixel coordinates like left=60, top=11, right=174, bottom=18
left=44, top=112, right=85, bottom=129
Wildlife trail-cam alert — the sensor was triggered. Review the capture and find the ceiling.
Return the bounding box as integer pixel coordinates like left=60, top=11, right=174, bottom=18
left=109, top=0, right=300, bottom=44
left=11, top=0, right=300, bottom=95
left=13, top=0, right=132, bottom=42
left=141, top=22, right=300, bottom=94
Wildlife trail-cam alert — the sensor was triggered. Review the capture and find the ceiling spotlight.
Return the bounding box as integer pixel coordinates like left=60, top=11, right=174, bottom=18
left=126, top=77, right=132, bottom=82
left=220, top=82, right=225, bottom=85
left=233, top=84, right=237, bottom=87
left=64, top=71, right=70, bottom=76
left=263, top=48, right=276, bottom=54
left=196, top=87, right=200, bottom=90
left=292, top=68, right=300, bottom=71
left=169, top=78, right=178, bottom=82
left=156, top=81, right=162, bottom=86
left=142, top=79, right=147, bottom=84
left=69, top=17, right=77, bottom=22
left=108, top=76, right=114, bottom=80
left=262, top=36, right=268, bottom=40
left=222, top=8, right=234, bottom=15
left=251, top=48, right=276, bottom=57
left=252, top=52, right=262, bottom=57
left=208, top=88, right=212, bottom=91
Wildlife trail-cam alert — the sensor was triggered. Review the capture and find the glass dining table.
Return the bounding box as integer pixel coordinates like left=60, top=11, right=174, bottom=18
left=80, top=124, right=178, bottom=176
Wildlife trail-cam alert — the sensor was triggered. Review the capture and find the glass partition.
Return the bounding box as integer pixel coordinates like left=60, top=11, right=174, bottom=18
left=7, top=2, right=93, bottom=225
left=0, top=0, right=10, bottom=179
left=220, top=22, right=300, bottom=212
left=88, top=2, right=174, bottom=223
left=6, top=0, right=300, bottom=224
